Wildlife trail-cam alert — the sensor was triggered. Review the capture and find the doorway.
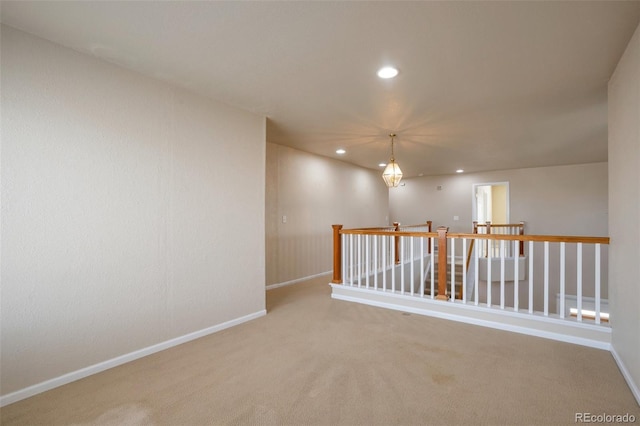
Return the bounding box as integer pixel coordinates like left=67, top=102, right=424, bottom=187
left=472, top=182, right=509, bottom=224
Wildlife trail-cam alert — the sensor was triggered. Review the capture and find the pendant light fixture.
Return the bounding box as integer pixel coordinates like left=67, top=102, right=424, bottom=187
left=382, top=133, right=403, bottom=187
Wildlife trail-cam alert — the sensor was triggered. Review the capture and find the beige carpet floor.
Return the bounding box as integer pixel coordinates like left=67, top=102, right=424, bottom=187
left=1, top=276, right=638, bottom=426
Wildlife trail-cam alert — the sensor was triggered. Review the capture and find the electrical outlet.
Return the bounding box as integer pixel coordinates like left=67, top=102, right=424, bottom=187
left=282, top=215, right=287, bottom=223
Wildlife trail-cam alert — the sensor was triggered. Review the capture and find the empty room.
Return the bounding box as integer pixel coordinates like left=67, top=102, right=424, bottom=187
left=1, top=1, right=639, bottom=425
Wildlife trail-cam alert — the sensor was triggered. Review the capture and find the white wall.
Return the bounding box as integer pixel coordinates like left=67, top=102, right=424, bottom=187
left=0, top=26, right=266, bottom=397
left=609, top=22, right=640, bottom=404
left=389, top=163, right=608, bottom=235
left=266, top=143, right=388, bottom=286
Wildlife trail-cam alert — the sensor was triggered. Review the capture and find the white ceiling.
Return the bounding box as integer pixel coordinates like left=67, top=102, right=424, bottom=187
left=2, top=1, right=639, bottom=177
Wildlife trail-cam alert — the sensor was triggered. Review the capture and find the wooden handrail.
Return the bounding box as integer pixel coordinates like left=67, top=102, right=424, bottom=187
left=340, top=229, right=439, bottom=237
left=448, top=233, right=610, bottom=244
left=474, top=222, right=526, bottom=229
left=398, top=221, right=432, bottom=230
left=344, top=222, right=430, bottom=232
left=337, top=229, right=609, bottom=245
left=346, top=226, right=396, bottom=231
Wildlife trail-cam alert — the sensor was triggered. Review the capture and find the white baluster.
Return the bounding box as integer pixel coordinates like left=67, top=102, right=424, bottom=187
left=410, top=237, right=415, bottom=296
left=528, top=241, right=534, bottom=314
left=577, top=243, right=583, bottom=322
left=382, top=236, right=387, bottom=291
left=430, top=236, right=435, bottom=299
left=365, top=235, right=370, bottom=289
left=373, top=235, right=378, bottom=290
left=420, top=237, right=425, bottom=298
left=349, top=234, right=354, bottom=286
left=560, top=242, right=566, bottom=319
left=451, top=237, right=456, bottom=302
left=544, top=241, right=549, bottom=316
left=514, top=240, right=519, bottom=311
left=357, top=234, right=362, bottom=288
left=474, top=238, right=479, bottom=306
left=391, top=235, right=396, bottom=293
left=342, top=234, right=347, bottom=285
left=400, top=236, right=405, bottom=294
left=500, top=240, right=505, bottom=309
left=595, top=244, right=601, bottom=324
left=487, top=238, right=492, bottom=307
left=462, top=238, right=467, bottom=304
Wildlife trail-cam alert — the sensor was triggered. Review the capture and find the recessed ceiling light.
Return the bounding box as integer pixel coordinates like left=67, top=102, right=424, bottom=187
left=418, top=173, right=424, bottom=177
left=456, top=169, right=464, bottom=173
left=377, top=66, right=398, bottom=79
left=378, top=163, right=387, bottom=167
left=336, top=149, right=346, bottom=155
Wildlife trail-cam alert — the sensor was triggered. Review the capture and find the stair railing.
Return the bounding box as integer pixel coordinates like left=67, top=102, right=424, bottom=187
left=332, top=224, right=610, bottom=325
left=332, top=221, right=436, bottom=296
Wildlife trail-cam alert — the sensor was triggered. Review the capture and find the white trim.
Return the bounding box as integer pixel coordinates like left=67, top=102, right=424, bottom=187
left=0, top=309, right=267, bottom=407
left=266, top=271, right=331, bottom=290
left=330, top=284, right=611, bottom=350
left=333, top=284, right=611, bottom=332
left=611, top=346, right=640, bottom=406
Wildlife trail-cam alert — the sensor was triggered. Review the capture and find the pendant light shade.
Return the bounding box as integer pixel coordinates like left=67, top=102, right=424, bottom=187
left=382, top=161, right=403, bottom=187
left=382, top=133, right=403, bottom=187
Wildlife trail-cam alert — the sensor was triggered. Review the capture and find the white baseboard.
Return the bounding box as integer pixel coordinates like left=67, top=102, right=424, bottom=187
left=266, top=271, right=331, bottom=290
left=0, top=309, right=267, bottom=407
left=331, top=284, right=611, bottom=351
left=611, top=346, right=640, bottom=406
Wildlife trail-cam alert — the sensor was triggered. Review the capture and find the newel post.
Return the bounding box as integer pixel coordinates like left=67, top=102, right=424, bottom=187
left=332, top=225, right=343, bottom=284
left=436, top=226, right=449, bottom=301
left=519, top=221, right=525, bottom=257
left=393, top=222, right=401, bottom=264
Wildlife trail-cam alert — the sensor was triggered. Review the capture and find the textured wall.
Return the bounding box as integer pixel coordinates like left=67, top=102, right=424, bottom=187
left=266, top=143, right=388, bottom=286
left=389, top=163, right=608, bottom=235
left=609, top=22, right=640, bottom=402
left=1, top=26, right=266, bottom=395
